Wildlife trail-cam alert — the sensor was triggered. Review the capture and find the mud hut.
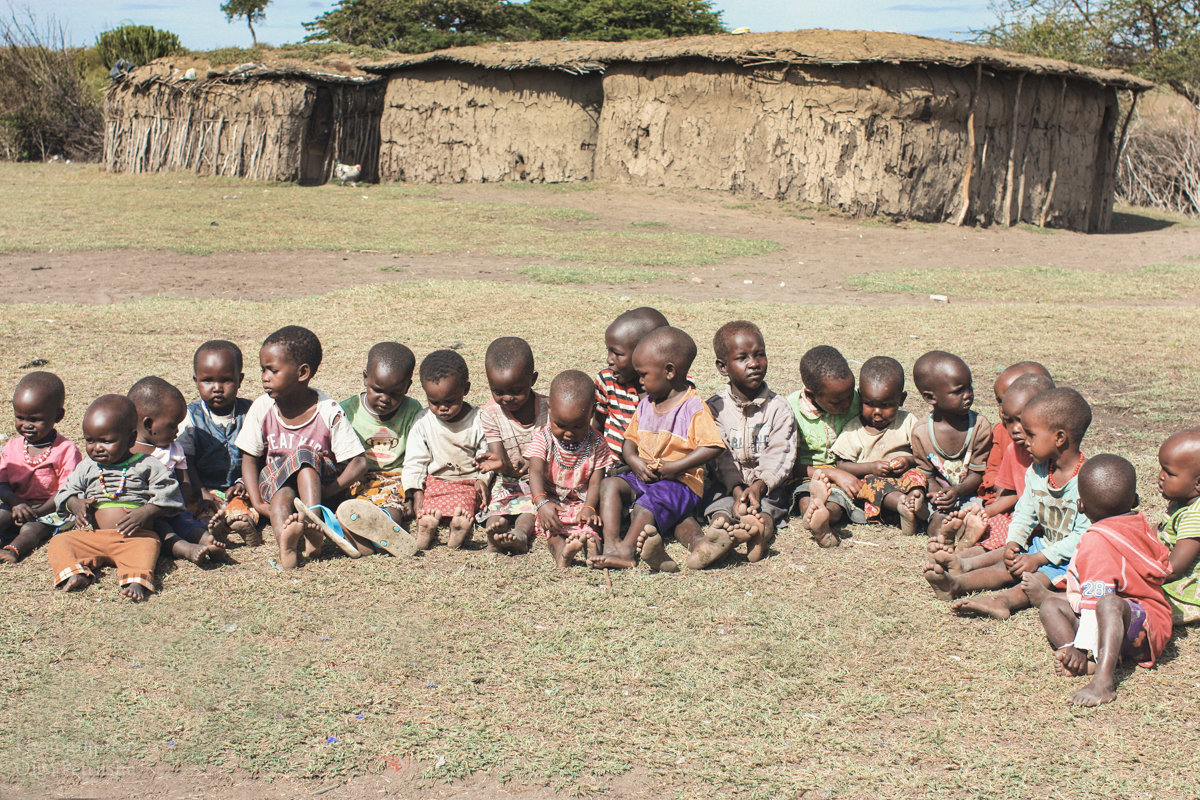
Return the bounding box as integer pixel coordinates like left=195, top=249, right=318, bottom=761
left=365, top=32, right=1152, bottom=232
left=104, top=58, right=384, bottom=184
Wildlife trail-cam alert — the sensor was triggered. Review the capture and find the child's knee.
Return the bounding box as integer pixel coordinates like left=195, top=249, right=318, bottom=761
left=1095, top=593, right=1128, bottom=621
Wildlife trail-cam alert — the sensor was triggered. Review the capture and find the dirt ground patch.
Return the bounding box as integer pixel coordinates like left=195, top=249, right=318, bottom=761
left=2, top=182, right=1197, bottom=307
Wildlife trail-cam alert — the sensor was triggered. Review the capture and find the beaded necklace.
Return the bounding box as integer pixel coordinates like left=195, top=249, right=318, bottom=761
left=99, top=455, right=141, bottom=499
left=22, top=434, right=55, bottom=467
left=1047, top=453, right=1085, bottom=491
left=552, top=431, right=593, bottom=470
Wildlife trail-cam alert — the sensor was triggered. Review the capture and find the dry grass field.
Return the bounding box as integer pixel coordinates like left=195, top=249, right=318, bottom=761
left=1, top=164, right=1198, bottom=799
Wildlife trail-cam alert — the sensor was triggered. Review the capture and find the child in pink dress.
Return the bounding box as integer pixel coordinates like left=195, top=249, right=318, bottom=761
left=525, top=371, right=612, bottom=568
left=0, top=372, right=81, bottom=562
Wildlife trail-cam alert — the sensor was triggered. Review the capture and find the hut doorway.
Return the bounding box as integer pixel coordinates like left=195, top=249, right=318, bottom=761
left=301, top=85, right=334, bottom=185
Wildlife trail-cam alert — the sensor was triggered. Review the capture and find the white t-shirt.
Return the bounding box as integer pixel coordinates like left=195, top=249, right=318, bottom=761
left=234, top=390, right=364, bottom=464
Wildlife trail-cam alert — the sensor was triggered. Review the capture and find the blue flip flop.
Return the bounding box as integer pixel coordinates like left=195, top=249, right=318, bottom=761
left=293, top=498, right=362, bottom=558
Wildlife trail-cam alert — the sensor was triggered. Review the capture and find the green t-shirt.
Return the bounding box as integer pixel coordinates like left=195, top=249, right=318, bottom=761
left=786, top=389, right=861, bottom=468
left=339, top=394, right=422, bottom=473
left=1159, top=495, right=1200, bottom=609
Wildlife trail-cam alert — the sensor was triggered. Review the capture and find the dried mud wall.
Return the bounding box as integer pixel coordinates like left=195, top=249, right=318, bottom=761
left=104, top=80, right=383, bottom=184
left=378, top=65, right=602, bottom=183
left=593, top=59, right=1120, bottom=231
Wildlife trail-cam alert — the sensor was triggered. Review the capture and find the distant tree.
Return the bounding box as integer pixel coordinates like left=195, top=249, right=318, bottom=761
left=976, top=0, right=1200, bottom=100
left=526, top=0, right=724, bottom=41
left=221, top=0, right=271, bottom=46
left=95, top=24, right=183, bottom=68
left=304, top=0, right=724, bottom=51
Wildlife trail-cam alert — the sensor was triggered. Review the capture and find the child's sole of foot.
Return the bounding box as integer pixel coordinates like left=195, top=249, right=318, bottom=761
left=950, top=595, right=1012, bottom=620
left=447, top=512, right=474, bottom=549
left=637, top=526, right=678, bottom=573
left=686, top=523, right=733, bottom=569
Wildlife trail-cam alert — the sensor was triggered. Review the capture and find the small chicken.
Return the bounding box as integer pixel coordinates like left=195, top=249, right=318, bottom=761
left=334, top=162, right=361, bottom=186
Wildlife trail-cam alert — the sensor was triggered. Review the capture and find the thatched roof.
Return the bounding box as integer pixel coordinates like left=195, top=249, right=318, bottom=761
left=112, top=54, right=383, bottom=87
left=361, top=29, right=1154, bottom=90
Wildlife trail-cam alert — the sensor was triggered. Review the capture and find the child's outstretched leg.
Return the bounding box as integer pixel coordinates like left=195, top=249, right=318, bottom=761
left=950, top=580, right=1035, bottom=620
left=447, top=507, right=474, bottom=549
left=922, top=547, right=1008, bottom=601
left=415, top=513, right=440, bottom=550
left=1038, top=593, right=1094, bottom=678
left=684, top=514, right=731, bottom=570
left=165, top=533, right=227, bottom=565
left=1070, top=594, right=1134, bottom=707
left=0, top=520, right=52, bottom=563
left=803, top=472, right=838, bottom=548
left=589, top=477, right=636, bottom=569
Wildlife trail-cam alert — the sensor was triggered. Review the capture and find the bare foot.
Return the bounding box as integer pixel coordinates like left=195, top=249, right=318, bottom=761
left=558, top=532, right=586, bottom=568
left=58, top=573, right=92, bottom=592
left=636, top=526, right=678, bottom=573
left=587, top=543, right=636, bottom=569
left=1054, top=645, right=1094, bottom=677
left=206, top=513, right=231, bottom=545
left=898, top=491, right=926, bottom=535
left=922, top=562, right=956, bottom=601
left=0, top=547, right=17, bottom=564
left=950, top=594, right=1012, bottom=620
left=415, top=514, right=440, bottom=550
left=1071, top=678, right=1117, bottom=707
left=956, top=506, right=987, bottom=552
left=447, top=509, right=474, bottom=549
left=747, top=514, right=774, bottom=562
left=178, top=540, right=228, bottom=565
left=686, top=522, right=734, bottom=570
left=939, top=510, right=966, bottom=549
left=1020, top=573, right=1051, bottom=607
left=278, top=512, right=306, bottom=569
left=228, top=513, right=261, bottom=546
left=805, top=476, right=837, bottom=547
left=120, top=582, right=150, bottom=602
left=930, top=547, right=962, bottom=577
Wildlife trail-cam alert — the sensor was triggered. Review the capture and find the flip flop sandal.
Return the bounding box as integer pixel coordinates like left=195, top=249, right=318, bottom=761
left=293, top=499, right=362, bottom=558
left=336, top=499, right=418, bottom=558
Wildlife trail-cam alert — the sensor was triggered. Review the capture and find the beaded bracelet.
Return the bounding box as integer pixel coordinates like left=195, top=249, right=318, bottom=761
left=532, top=493, right=548, bottom=504
left=2, top=544, right=19, bottom=558
left=535, top=498, right=554, bottom=511
left=580, top=505, right=596, bottom=516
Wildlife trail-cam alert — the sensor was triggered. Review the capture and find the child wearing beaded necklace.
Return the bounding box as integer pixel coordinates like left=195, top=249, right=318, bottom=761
left=924, top=388, right=1092, bottom=621
left=0, top=372, right=81, bottom=563
left=525, top=370, right=612, bottom=568
left=49, top=395, right=185, bottom=602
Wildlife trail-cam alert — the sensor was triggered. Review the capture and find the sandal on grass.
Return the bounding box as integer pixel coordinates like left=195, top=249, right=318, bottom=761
left=336, top=499, right=417, bottom=558
left=293, top=498, right=362, bottom=558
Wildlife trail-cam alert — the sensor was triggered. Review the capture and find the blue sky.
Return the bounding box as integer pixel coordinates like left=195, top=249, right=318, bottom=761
left=30, top=1, right=996, bottom=50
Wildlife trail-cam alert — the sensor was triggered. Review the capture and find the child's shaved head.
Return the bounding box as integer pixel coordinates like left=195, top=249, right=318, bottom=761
left=800, top=345, right=852, bottom=393
left=712, top=320, right=763, bottom=361
left=637, top=326, right=698, bottom=374
left=419, top=349, right=469, bottom=387
left=14, top=371, right=65, bottom=408
left=1078, top=454, right=1138, bottom=521
left=549, top=369, right=595, bottom=410
left=1003, top=373, right=1056, bottom=410
left=127, top=376, right=186, bottom=417
left=84, top=394, right=138, bottom=434
left=913, top=350, right=971, bottom=393
left=995, top=361, right=1051, bottom=399
left=263, top=325, right=323, bottom=372
left=859, top=356, right=904, bottom=396
left=194, top=340, right=243, bottom=373
left=485, top=336, right=534, bottom=376
left=1161, top=428, right=1200, bottom=468
left=367, top=341, right=416, bottom=379
left=606, top=307, right=669, bottom=344
left=1023, top=387, right=1092, bottom=443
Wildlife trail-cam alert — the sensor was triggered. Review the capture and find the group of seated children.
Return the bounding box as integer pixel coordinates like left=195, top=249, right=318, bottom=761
left=1, top=308, right=1198, bottom=707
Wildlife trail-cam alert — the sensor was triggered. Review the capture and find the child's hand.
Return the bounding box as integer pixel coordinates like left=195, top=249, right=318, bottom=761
left=888, top=457, right=910, bottom=474
left=867, top=461, right=893, bottom=477
left=1057, top=644, right=1089, bottom=676
left=930, top=488, right=959, bottom=512
left=575, top=504, right=599, bottom=529
left=10, top=503, right=37, bottom=524
left=1001, top=541, right=1023, bottom=567
left=1007, top=551, right=1048, bottom=578
left=743, top=480, right=767, bottom=513
left=629, top=455, right=657, bottom=483
left=827, top=468, right=861, bottom=499
left=474, top=452, right=505, bottom=474
left=538, top=500, right=563, bottom=534
left=474, top=479, right=489, bottom=508
left=116, top=506, right=155, bottom=537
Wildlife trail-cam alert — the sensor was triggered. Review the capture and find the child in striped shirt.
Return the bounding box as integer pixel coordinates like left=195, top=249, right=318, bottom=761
left=593, top=307, right=670, bottom=462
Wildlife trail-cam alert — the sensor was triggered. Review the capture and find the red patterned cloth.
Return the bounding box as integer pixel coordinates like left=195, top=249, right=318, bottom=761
left=419, top=476, right=480, bottom=519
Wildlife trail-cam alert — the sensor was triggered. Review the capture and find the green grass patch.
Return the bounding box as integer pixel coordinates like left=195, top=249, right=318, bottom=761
left=846, top=262, right=1200, bottom=302
left=0, top=164, right=778, bottom=269
left=629, top=220, right=668, bottom=228
left=0, top=283, right=1196, bottom=797
left=517, top=264, right=670, bottom=284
